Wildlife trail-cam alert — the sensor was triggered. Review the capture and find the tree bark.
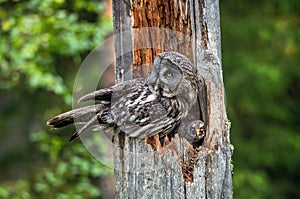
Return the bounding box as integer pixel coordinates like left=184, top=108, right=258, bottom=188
left=112, top=0, right=232, bottom=198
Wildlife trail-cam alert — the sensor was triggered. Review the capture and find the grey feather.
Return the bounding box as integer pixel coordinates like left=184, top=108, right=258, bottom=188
left=47, top=52, right=204, bottom=143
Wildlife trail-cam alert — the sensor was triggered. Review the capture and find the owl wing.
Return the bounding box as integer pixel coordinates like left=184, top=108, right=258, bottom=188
left=48, top=77, right=177, bottom=140
left=48, top=79, right=145, bottom=141
left=110, top=85, right=180, bottom=138
left=78, top=78, right=172, bottom=138
left=78, top=78, right=145, bottom=103
left=122, top=115, right=180, bottom=138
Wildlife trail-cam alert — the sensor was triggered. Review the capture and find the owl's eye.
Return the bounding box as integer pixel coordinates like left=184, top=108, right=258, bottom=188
left=165, top=71, right=173, bottom=77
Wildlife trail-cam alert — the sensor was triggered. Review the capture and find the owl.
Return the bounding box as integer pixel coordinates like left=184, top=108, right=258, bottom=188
left=47, top=52, right=204, bottom=143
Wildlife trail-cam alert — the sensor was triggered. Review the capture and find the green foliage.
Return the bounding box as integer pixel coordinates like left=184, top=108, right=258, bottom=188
left=0, top=130, right=111, bottom=199
left=30, top=131, right=109, bottom=198
left=0, top=0, right=111, bottom=104
left=221, top=0, right=300, bottom=198
left=0, top=0, right=112, bottom=198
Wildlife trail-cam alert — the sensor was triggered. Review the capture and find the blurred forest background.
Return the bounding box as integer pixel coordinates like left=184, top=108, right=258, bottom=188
left=0, top=0, right=299, bottom=198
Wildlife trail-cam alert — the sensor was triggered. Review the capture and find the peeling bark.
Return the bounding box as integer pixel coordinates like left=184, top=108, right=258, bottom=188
left=131, top=0, right=193, bottom=78
left=112, top=0, right=233, bottom=198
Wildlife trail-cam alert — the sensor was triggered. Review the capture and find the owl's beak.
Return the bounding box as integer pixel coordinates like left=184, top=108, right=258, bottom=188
left=154, top=78, right=161, bottom=91
left=156, top=78, right=160, bottom=85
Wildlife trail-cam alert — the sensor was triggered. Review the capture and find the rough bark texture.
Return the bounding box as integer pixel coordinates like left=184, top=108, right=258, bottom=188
left=112, top=0, right=233, bottom=198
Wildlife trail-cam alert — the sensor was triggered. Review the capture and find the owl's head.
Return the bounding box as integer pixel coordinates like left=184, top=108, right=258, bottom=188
left=147, top=52, right=197, bottom=97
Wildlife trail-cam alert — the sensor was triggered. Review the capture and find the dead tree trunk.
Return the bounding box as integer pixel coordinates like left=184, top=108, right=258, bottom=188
left=112, top=0, right=232, bottom=198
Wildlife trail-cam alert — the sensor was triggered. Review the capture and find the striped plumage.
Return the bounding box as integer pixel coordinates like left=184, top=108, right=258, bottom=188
left=47, top=52, right=200, bottom=142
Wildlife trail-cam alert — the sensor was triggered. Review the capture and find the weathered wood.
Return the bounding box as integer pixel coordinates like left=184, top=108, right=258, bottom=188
left=112, top=0, right=232, bottom=198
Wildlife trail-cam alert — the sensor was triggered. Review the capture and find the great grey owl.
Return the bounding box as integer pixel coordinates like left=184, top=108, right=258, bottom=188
left=47, top=52, right=205, bottom=143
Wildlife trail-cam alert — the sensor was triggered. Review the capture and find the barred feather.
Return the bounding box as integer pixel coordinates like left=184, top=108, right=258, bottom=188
left=47, top=52, right=202, bottom=142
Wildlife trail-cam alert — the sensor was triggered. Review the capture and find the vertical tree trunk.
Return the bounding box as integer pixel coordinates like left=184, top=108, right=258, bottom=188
left=112, top=0, right=232, bottom=198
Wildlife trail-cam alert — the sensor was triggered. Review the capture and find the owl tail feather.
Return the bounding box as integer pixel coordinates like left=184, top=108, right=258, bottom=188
left=47, top=104, right=106, bottom=141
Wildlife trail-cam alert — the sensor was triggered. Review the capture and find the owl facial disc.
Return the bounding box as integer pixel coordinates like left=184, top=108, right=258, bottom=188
left=148, top=55, right=183, bottom=97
